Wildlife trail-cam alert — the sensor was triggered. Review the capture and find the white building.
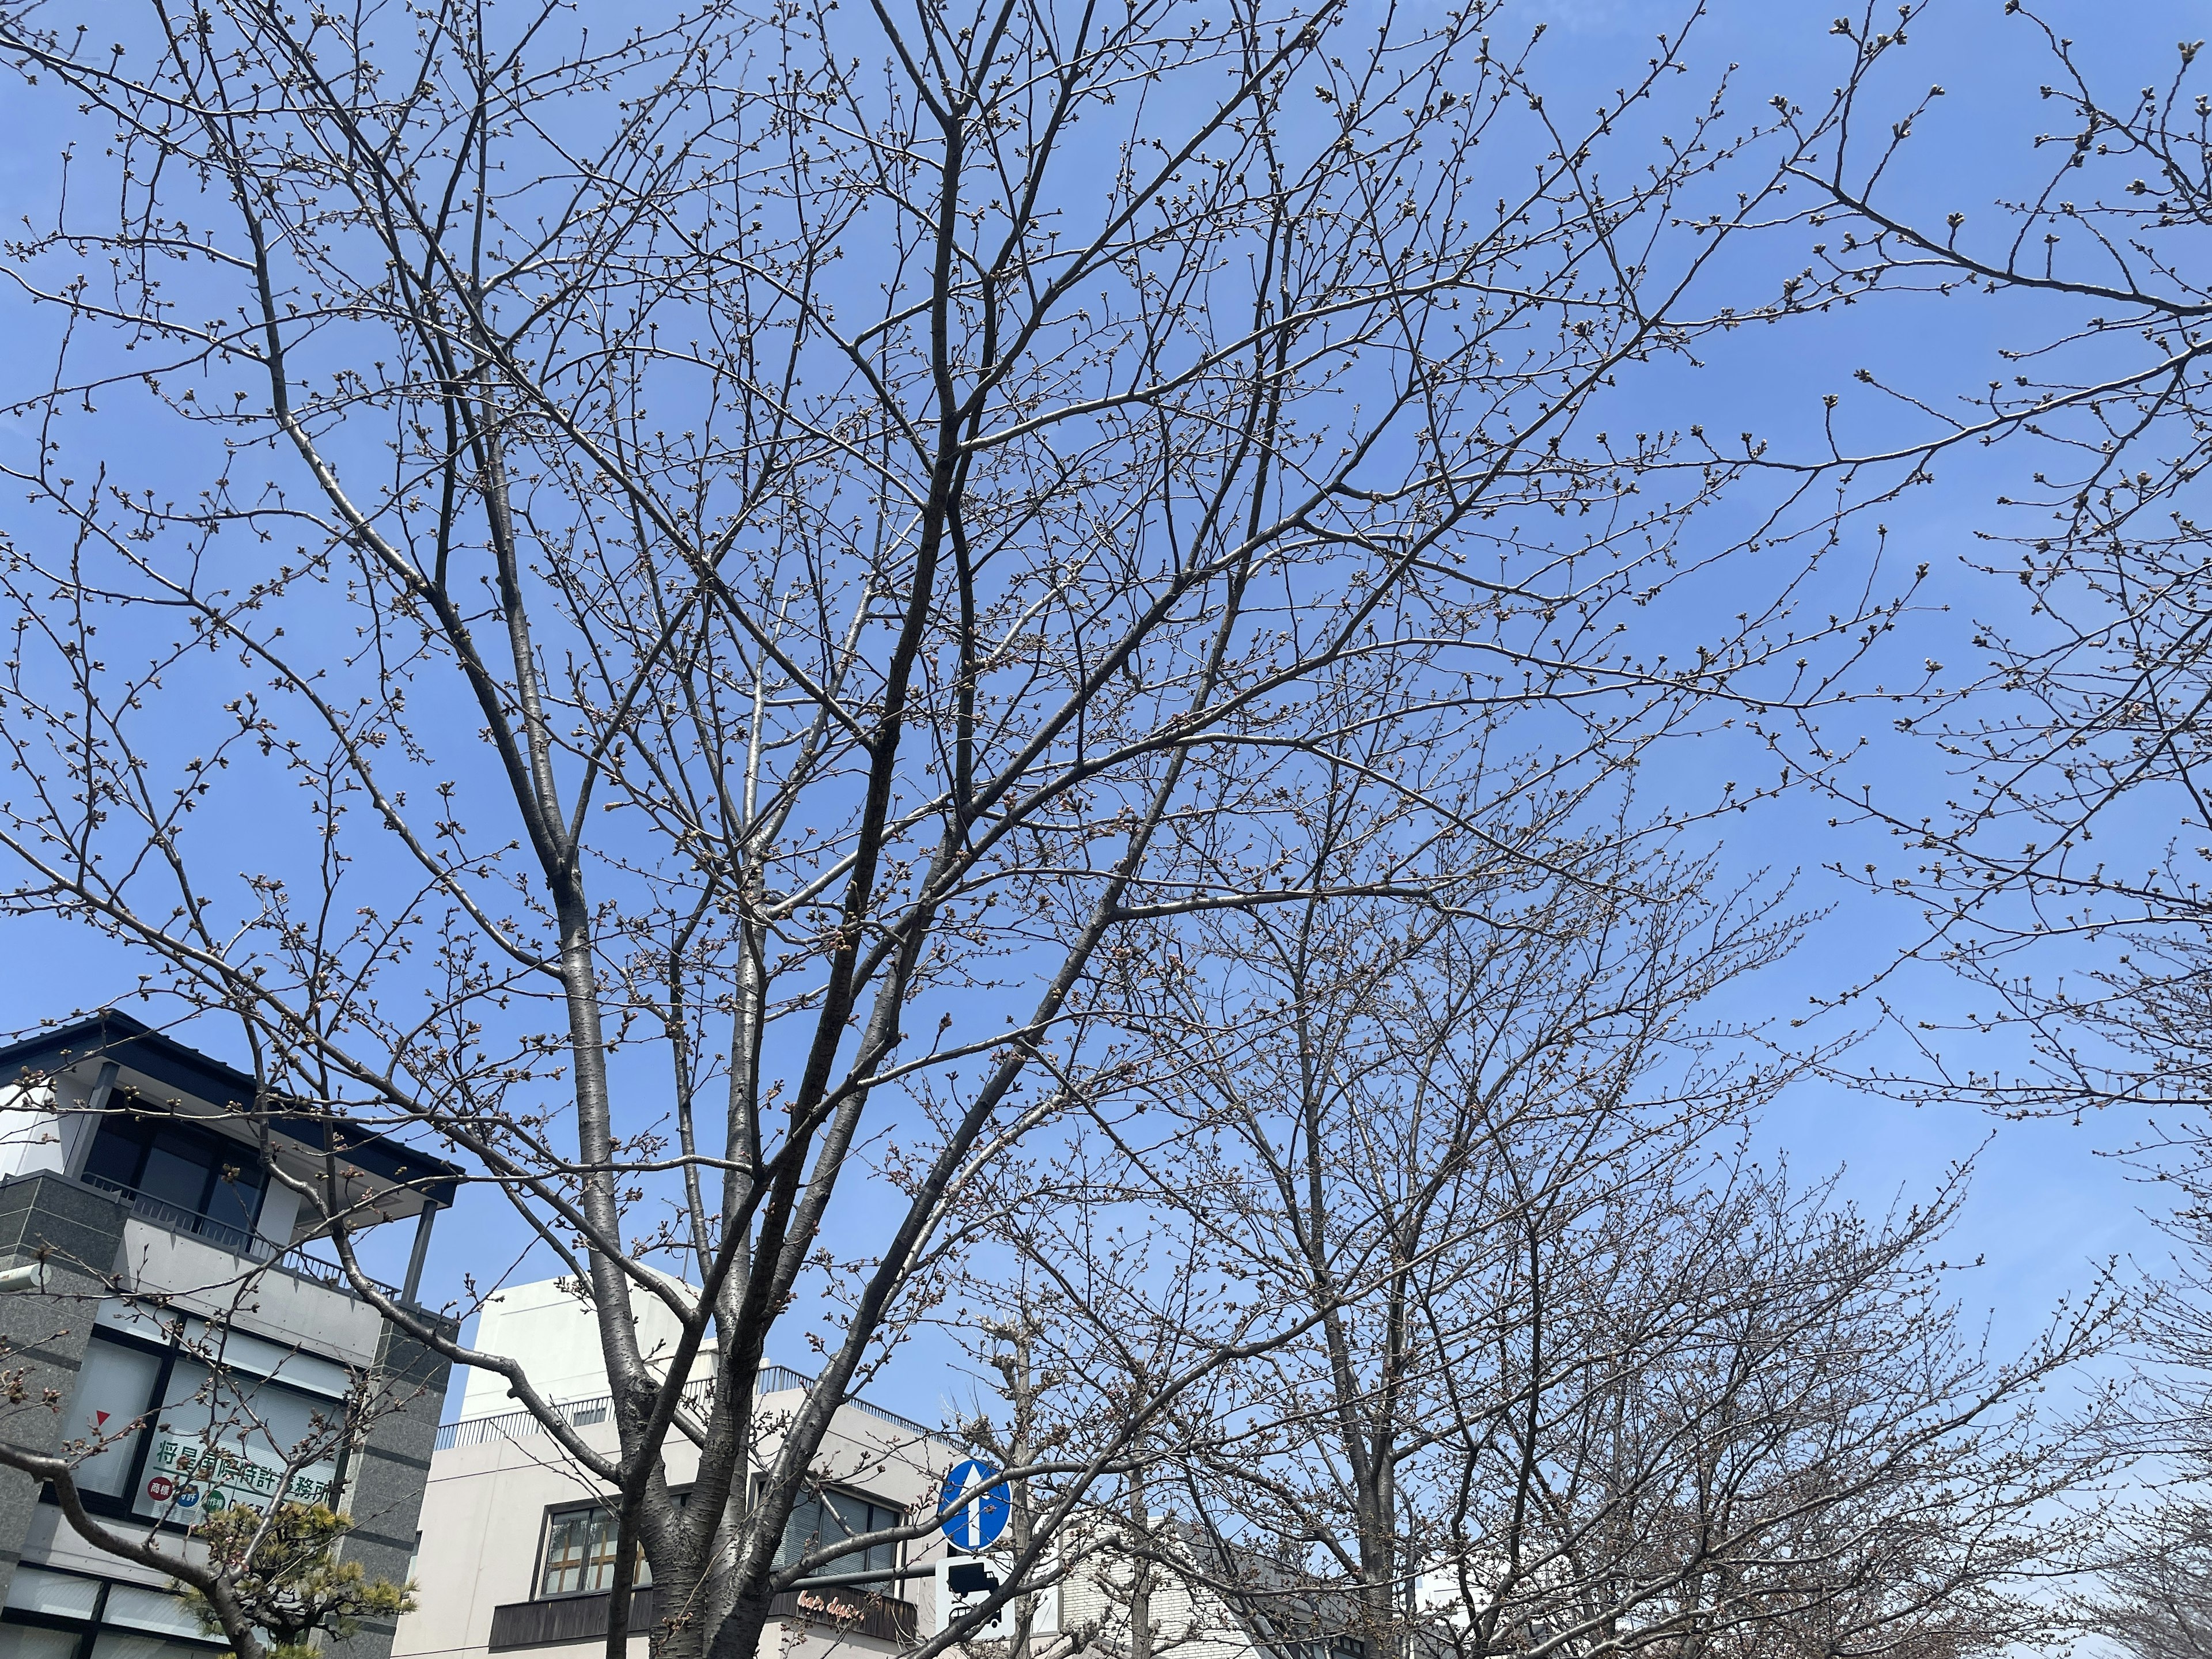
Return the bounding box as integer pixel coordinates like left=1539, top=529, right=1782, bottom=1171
left=394, top=1282, right=1374, bottom=1659
left=395, top=1280, right=965, bottom=1659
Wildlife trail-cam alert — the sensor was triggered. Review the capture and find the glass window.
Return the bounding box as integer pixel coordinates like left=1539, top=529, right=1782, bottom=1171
left=134, top=1357, right=342, bottom=1522
left=159, top=1359, right=331, bottom=1464
left=0, top=1569, right=224, bottom=1657
left=539, top=1506, right=648, bottom=1597
left=138, top=1127, right=214, bottom=1214
left=81, top=1116, right=147, bottom=1190
left=200, top=1150, right=263, bottom=1237
left=78, top=1117, right=263, bottom=1238
left=4, top=1566, right=103, bottom=1620
left=89, top=1634, right=218, bottom=1659
left=194, top=1331, right=347, bottom=1402
left=779, top=1488, right=900, bottom=1585
left=0, top=1625, right=81, bottom=1659
left=100, top=1585, right=205, bottom=1639
left=62, top=1338, right=163, bottom=1498
left=58, top=1331, right=350, bottom=1524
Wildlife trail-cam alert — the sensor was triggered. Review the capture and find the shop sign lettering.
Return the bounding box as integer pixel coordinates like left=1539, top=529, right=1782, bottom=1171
left=141, top=1434, right=335, bottom=1521
left=797, top=1589, right=867, bottom=1625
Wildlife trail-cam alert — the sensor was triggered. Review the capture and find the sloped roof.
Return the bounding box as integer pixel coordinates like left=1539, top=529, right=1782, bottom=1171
left=0, top=1008, right=463, bottom=1206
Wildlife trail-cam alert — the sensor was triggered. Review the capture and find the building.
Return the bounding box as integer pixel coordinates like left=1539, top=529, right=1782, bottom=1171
left=395, top=1279, right=984, bottom=1659
left=395, top=1280, right=1339, bottom=1659
left=1051, top=1516, right=1373, bottom=1659
left=0, top=1010, right=460, bottom=1659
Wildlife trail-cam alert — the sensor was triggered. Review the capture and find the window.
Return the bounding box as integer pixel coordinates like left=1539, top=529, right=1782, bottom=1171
left=778, top=1488, right=902, bottom=1588
left=0, top=1567, right=222, bottom=1658
left=90, top=1638, right=218, bottom=1659
left=537, top=1506, right=649, bottom=1598
left=132, top=1357, right=338, bottom=1522
left=55, top=1332, right=344, bottom=1525
left=64, top=1338, right=163, bottom=1499
left=0, top=1627, right=78, bottom=1659
left=81, top=1114, right=265, bottom=1237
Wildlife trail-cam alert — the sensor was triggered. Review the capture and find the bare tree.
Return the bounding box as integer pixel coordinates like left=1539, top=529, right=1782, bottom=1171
left=2087, top=1515, right=2212, bottom=1659
left=2058, top=1206, right=2212, bottom=1659
left=965, top=793, right=2113, bottom=1659
left=1743, top=1, right=2212, bottom=1143
left=0, top=0, right=1895, bottom=1654
left=1709, top=30, right=2212, bottom=1653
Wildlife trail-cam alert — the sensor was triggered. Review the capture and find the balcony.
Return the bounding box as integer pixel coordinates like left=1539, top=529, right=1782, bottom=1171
left=485, top=1584, right=918, bottom=1652
left=82, top=1172, right=398, bottom=1301
left=0, top=1010, right=457, bottom=1305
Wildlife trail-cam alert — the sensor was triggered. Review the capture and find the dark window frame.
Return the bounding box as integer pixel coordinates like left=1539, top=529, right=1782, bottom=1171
left=527, top=1480, right=907, bottom=1605
left=0, top=1563, right=229, bottom=1658
left=46, top=1324, right=351, bottom=1531
left=532, top=1499, right=654, bottom=1602
left=759, top=1476, right=906, bottom=1589
left=63, top=1322, right=181, bottom=1525
left=79, top=1108, right=268, bottom=1235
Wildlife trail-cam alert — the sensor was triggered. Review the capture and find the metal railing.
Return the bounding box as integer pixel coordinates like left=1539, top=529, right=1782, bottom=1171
left=752, top=1363, right=941, bottom=1439
left=434, top=1363, right=941, bottom=1450
left=84, top=1172, right=264, bottom=1257
left=85, top=1173, right=396, bottom=1301
left=262, top=1247, right=397, bottom=1301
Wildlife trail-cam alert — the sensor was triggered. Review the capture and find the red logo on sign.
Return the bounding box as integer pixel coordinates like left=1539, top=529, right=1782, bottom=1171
left=146, top=1476, right=174, bottom=1502
left=93, top=1411, right=109, bottom=1429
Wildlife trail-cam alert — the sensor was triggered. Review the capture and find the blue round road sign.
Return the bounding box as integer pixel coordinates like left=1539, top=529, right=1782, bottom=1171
left=939, top=1458, right=1010, bottom=1552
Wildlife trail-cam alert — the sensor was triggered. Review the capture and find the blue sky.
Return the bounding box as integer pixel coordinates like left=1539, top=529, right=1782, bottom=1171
left=0, top=0, right=2195, bottom=1427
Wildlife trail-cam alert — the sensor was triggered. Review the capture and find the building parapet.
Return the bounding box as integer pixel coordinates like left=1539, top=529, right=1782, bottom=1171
left=435, top=1363, right=939, bottom=1452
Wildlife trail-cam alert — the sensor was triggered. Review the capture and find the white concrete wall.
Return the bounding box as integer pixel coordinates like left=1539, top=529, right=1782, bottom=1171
left=1058, top=1536, right=1264, bottom=1659
left=456, top=1275, right=695, bottom=1418
left=396, top=1372, right=953, bottom=1659
left=114, top=1218, right=388, bottom=1368
left=0, top=1070, right=118, bottom=1181
left=0, top=1084, right=68, bottom=1180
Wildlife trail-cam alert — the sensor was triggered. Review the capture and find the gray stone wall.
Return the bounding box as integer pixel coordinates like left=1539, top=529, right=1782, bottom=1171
left=0, top=1172, right=126, bottom=1609
left=0, top=1173, right=453, bottom=1659
left=329, top=1312, right=456, bottom=1659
